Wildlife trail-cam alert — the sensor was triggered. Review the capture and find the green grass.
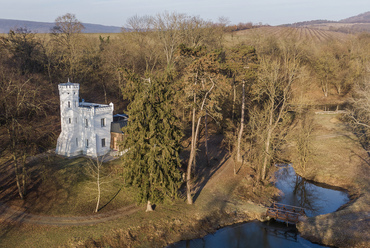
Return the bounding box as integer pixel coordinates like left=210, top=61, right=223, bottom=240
left=5, top=155, right=135, bottom=216
left=0, top=154, right=205, bottom=247
left=0, top=198, right=199, bottom=248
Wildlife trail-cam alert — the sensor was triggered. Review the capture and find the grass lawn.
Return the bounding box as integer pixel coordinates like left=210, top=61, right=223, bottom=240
left=0, top=199, right=196, bottom=248
left=0, top=154, right=196, bottom=247
left=1, top=155, right=136, bottom=216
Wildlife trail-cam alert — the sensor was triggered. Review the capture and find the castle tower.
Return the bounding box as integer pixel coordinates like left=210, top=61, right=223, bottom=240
left=55, top=80, right=114, bottom=157
left=55, top=80, right=82, bottom=156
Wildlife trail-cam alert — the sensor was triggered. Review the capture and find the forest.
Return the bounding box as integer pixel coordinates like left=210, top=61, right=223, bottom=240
left=0, top=12, right=370, bottom=219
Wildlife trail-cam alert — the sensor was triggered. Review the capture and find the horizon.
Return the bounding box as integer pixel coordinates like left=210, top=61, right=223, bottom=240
left=0, top=0, right=369, bottom=27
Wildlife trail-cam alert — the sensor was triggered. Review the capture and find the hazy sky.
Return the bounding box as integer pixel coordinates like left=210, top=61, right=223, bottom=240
left=0, top=0, right=368, bottom=27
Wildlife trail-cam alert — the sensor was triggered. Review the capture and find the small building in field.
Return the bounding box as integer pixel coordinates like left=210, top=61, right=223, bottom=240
left=55, top=80, right=125, bottom=157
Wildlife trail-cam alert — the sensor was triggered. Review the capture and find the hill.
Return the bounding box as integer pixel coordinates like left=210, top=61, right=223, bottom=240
left=340, top=11, right=370, bottom=23
left=0, top=18, right=122, bottom=33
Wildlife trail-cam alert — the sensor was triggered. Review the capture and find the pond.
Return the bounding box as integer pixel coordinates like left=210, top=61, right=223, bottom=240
left=275, top=165, right=348, bottom=217
left=167, top=165, right=349, bottom=248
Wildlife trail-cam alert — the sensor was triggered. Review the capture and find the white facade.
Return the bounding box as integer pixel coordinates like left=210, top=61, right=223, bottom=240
left=55, top=81, right=113, bottom=157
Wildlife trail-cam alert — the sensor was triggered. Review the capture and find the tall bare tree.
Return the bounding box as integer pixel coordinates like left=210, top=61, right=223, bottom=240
left=124, top=15, right=161, bottom=74
left=251, top=48, right=300, bottom=181
left=0, top=76, right=44, bottom=199
left=85, top=157, right=108, bottom=213
left=180, top=47, right=227, bottom=204
left=150, top=11, right=187, bottom=71
left=225, top=45, right=257, bottom=165
left=49, top=13, right=85, bottom=80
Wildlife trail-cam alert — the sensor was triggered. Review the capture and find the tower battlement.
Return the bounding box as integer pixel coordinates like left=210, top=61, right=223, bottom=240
left=58, top=83, right=79, bottom=90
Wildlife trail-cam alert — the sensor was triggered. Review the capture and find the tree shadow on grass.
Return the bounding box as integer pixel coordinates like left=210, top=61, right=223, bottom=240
left=0, top=202, right=30, bottom=241
left=98, top=186, right=123, bottom=212
left=192, top=153, right=230, bottom=203
left=350, top=149, right=370, bottom=167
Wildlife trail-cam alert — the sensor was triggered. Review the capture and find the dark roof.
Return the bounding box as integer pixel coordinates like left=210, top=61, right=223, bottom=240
left=113, top=114, right=128, bottom=122
left=111, top=119, right=127, bottom=133
left=114, top=113, right=128, bottom=118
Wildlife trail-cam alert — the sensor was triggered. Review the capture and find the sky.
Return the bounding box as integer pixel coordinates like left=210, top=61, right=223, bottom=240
left=0, top=0, right=368, bottom=27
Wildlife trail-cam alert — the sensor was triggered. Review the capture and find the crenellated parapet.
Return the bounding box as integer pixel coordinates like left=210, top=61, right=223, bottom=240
left=95, top=105, right=113, bottom=114
left=58, top=82, right=80, bottom=92
left=58, top=84, right=79, bottom=89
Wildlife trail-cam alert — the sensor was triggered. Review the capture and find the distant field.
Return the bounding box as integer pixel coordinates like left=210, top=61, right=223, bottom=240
left=229, top=26, right=351, bottom=44
left=303, top=22, right=370, bottom=33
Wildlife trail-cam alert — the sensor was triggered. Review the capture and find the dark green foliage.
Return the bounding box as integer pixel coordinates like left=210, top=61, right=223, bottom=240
left=122, top=74, right=183, bottom=203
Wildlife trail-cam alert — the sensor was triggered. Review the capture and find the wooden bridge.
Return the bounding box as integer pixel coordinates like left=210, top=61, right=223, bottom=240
left=266, top=202, right=306, bottom=224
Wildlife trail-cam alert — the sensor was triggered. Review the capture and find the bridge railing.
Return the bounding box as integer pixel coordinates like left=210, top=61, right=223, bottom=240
left=266, top=202, right=306, bottom=224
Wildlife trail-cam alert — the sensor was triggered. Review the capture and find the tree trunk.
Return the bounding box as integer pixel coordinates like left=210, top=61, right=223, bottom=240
left=232, top=82, right=236, bottom=122
left=261, top=127, right=273, bottom=181
left=261, top=96, right=275, bottom=181
left=102, top=82, right=107, bottom=104
left=236, top=81, right=245, bottom=166
left=186, top=80, right=215, bottom=204
left=205, top=110, right=209, bottom=166
left=21, top=157, right=26, bottom=197
left=95, top=162, right=100, bottom=213
left=13, top=156, right=24, bottom=200
left=187, top=113, right=203, bottom=204
left=146, top=200, right=154, bottom=212
left=186, top=92, right=197, bottom=205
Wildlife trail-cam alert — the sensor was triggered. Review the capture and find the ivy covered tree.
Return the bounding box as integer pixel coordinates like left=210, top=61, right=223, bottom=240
left=121, top=73, right=183, bottom=207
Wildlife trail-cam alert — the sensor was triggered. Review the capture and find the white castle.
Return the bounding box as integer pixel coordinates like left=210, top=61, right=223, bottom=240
left=55, top=80, right=113, bottom=157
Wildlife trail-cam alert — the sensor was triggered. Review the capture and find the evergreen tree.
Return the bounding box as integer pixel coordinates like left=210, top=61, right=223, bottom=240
left=122, top=74, right=183, bottom=205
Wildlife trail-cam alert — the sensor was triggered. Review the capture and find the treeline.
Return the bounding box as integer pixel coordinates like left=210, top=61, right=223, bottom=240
left=284, top=19, right=337, bottom=27
left=224, top=22, right=269, bottom=32
left=1, top=12, right=369, bottom=203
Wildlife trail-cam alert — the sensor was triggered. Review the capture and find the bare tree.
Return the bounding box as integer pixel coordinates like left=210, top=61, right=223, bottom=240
left=236, top=81, right=246, bottom=165
left=294, top=110, right=315, bottom=173
left=252, top=52, right=300, bottom=181
left=50, top=13, right=85, bottom=80
left=180, top=48, right=226, bottom=204
left=85, top=156, right=110, bottom=213
left=150, top=11, right=187, bottom=71
left=124, top=15, right=161, bottom=74
left=346, top=62, right=370, bottom=149
left=0, top=77, right=44, bottom=199
left=225, top=45, right=257, bottom=166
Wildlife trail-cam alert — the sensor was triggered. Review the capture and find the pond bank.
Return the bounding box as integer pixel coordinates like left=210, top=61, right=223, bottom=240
left=292, top=114, right=370, bottom=248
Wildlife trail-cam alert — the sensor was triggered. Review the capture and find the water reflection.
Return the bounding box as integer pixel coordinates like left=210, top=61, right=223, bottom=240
left=275, top=165, right=348, bottom=217
left=168, top=165, right=349, bottom=248
left=167, top=221, right=323, bottom=248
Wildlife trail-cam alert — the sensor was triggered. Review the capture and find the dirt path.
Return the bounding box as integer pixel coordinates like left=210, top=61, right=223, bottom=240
left=0, top=202, right=140, bottom=226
